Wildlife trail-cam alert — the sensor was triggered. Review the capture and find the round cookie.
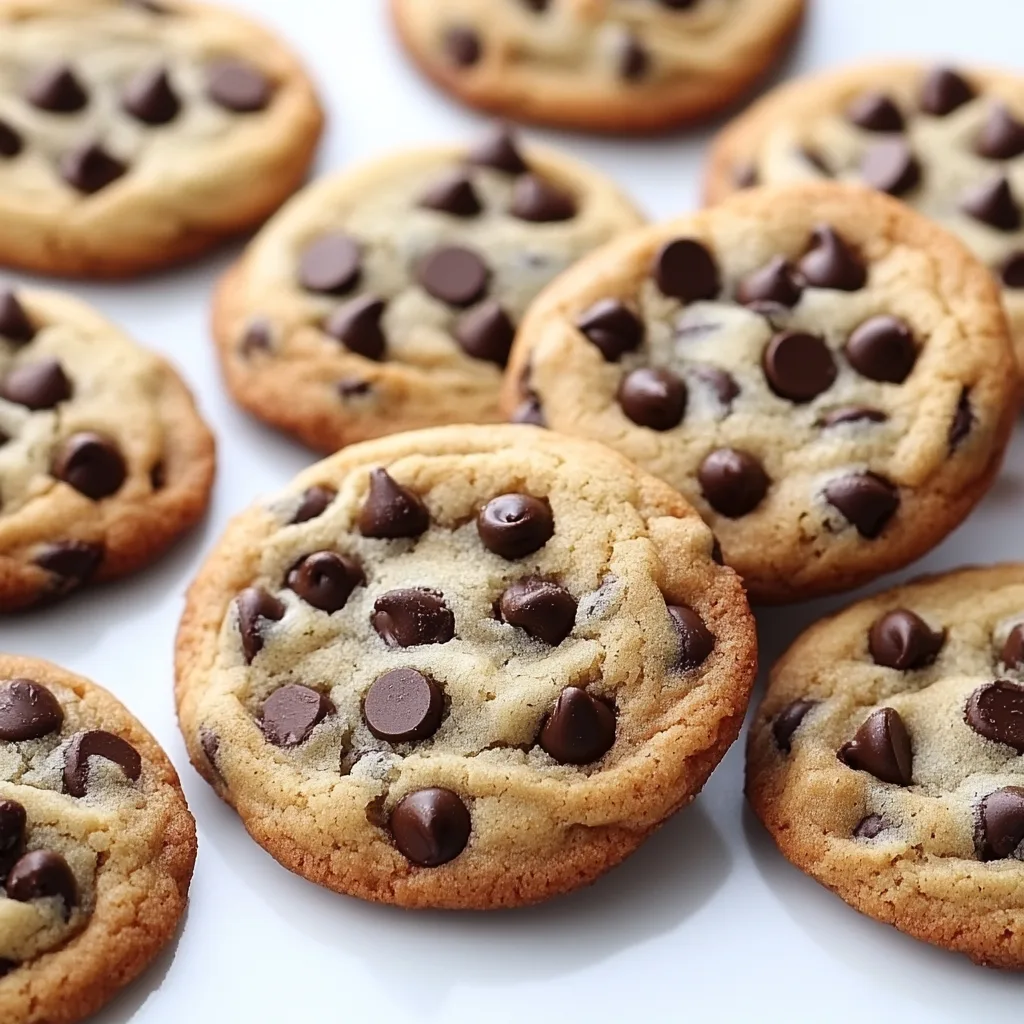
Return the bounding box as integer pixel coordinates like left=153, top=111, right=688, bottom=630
left=389, top=0, right=805, bottom=134
left=175, top=425, right=757, bottom=908
left=0, top=655, right=196, bottom=1022
left=704, top=62, right=1024, bottom=370
left=0, top=284, right=215, bottom=611
left=747, top=565, right=1024, bottom=970
left=213, top=127, right=643, bottom=453
left=0, top=0, right=323, bottom=278
left=503, top=182, right=1019, bottom=604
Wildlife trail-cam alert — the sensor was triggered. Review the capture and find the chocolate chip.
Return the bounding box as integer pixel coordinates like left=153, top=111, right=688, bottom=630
left=799, top=146, right=831, bottom=175
left=0, top=120, right=22, bottom=159
left=576, top=299, right=644, bottom=361
left=122, top=66, right=180, bottom=124
left=869, top=609, right=945, bottom=670
left=149, top=462, right=165, bottom=491
left=338, top=378, right=372, bottom=399
left=539, top=687, right=615, bottom=765
left=372, top=589, right=455, bottom=648
left=35, top=541, right=103, bottom=593
left=733, top=162, right=758, bottom=189
left=1, top=359, right=71, bottom=410
left=444, top=26, right=482, bottom=67
left=949, top=389, right=973, bottom=452
left=1002, top=251, right=1024, bottom=288
left=287, top=551, right=364, bottom=612
left=292, top=486, right=336, bottom=524
left=60, top=142, right=127, bottom=194
left=26, top=63, right=88, bottom=113
left=499, top=578, right=577, bottom=646
left=0, top=961, right=16, bottom=978
left=699, top=448, right=770, bottom=518
left=0, top=680, right=64, bottom=741
left=364, top=669, right=444, bottom=742
left=860, top=140, right=921, bottom=196
left=324, top=296, right=386, bottom=360
left=692, top=366, right=739, bottom=408
left=920, top=67, right=975, bottom=116
left=976, top=104, right=1024, bottom=160
left=261, top=685, right=332, bottom=747
left=978, top=787, right=1024, bottom=860
left=847, top=92, right=904, bottom=132
left=798, top=226, right=866, bottom=291
left=510, top=174, right=577, bottom=222
left=298, top=235, right=361, bottom=295
left=653, top=239, right=720, bottom=302
left=824, top=473, right=899, bottom=539
left=966, top=680, right=1024, bottom=752
left=239, top=319, right=272, bottom=357
left=0, top=291, right=34, bottom=343
left=763, top=331, right=837, bottom=403
left=668, top=605, right=714, bottom=670
left=207, top=60, right=272, bottom=112
left=419, top=171, right=482, bottom=217
left=961, top=175, right=1021, bottom=230
left=838, top=707, right=913, bottom=786
left=466, top=125, right=528, bottom=174
left=390, top=788, right=470, bottom=866
left=618, top=367, right=687, bottom=430
left=199, top=727, right=221, bottom=776
left=819, top=406, right=888, bottom=428
left=52, top=433, right=127, bottom=500
left=0, top=800, right=26, bottom=880
left=737, top=257, right=803, bottom=308
left=236, top=587, right=285, bottom=663
left=358, top=468, right=429, bottom=539
left=455, top=301, right=514, bottom=365
left=619, top=34, right=650, bottom=81
left=417, top=245, right=489, bottom=307
left=520, top=0, right=550, bottom=11
left=772, top=700, right=815, bottom=754
left=6, top=850, right=77, bottom=919
left=63, top=730, right=142, bottom=797
left=478, top=493, right=553, bottom=559
left=1002, top=625, right=1024, bottom=670
left=845, top=315, right=917, bottom=383
left=512, top=396, right=546, bottom=427
left=853, top=814, right=887, bottom=839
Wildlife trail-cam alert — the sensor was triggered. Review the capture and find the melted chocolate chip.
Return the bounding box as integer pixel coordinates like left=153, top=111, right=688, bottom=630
left=0, top=291, right=34, bottom=343
left=539, top=688, right=616, bottom=765
left=853, top=814, right=887, bottom=839
left=444, top=26, right=482, bottom=67
left=6, top=850, right=77, bottom=919
left=35, top=541, right=103, bottom=593
left=207, top=60, right=273, bottom=112
left=920, top=67, right=974, bottom=116
left=419, top=171, right=482, bottom=217
left=286, top=551, right=364, bottom=612
left=699, top=449, right=770, bottom=518
left=389, top=788, right=470, bottom=866
left=510, top=175, right=577, bottom=222
left=576, top=299, right=644, bottom=361
left=52, top=433, right=127, bottom=500
left=763, top=331, right=837, bottom=403
left=668, top=605, right=714, bottom=670
left=1002, top=625, right=1024, bottom=670
left=358, top=468, right=429, bottom=539
left=653, top=239, right=720, bottom=302
left=236, top=587, right=285, bottom=663
left=869, top=609, right=945, bottom=670
left=372, top=589, right=455, bottom=648
left=60, top=142, right=127, bottom=194
left=847, top=91, right=904, bottom=132
left=26, top=64, right=88, bottom=113
left=261, top=685, right=333, bottom=747
left=824, top=473, right=899, bottom=539
left=292, top=486, right=336, bottom=524
left=466, top=126, right=528, bottom=174
left=122, top=66, right=180, bottom=124
left=499, top=578, right=577, bottom=646
left=860, top=140, right=921, bottom=196
left=299, top=235, right=361, bottom=295
left=798, top=226, right=866, bottom=291
left=0, top=680, right=63, bottom=741
left=364, top=669, right=444, bottom=742
left=845, top=315, right=917, bottom=383
left=618, top=367, right=687, bottom=430
left=949, top=389, right=973, bottom=452
left=961, top=175, right=1021, bottom=230
left=0, top=120, right=22, bottom=159
left=455, top=301, right=514, bottom=365
left=1, top=359, right=71, bottom=409
left=772, top=700, right=815, bottom=754
left=325, top=296, right=387, bottom=360
left=978, top=787, right=1024, bottom=860
left=737, top=257, right=802, bottom=308
left=838, top=707, right=913, bottom=786
left=966, top=680, right=1024, bottom=752
left=417, top=245, right=490, bottom=307
left=976, top=104, right=1024, bottom=160
left=819, top=406, right=888, bottom=428
left=63, top=730, right=142, bottom=797
left=477, top=493, right=553, bottom=559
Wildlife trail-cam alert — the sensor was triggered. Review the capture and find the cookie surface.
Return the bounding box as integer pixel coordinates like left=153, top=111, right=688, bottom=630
left=705, top=62, right=1024, bottom=369
left=0, top=0, right=322, bottom=278
left=390, top=0, right=804, bottom=134
left=214, top=128, right=643, bottom=453
left=175, top=425, right=756, bottom=908
left=0, top=655, right=196, bottom=1022
left=748, top=565, right=1024, bottom=969
left=504, top=183, right=1019, bottom=603
left=0, top=285, right=215, bottom=611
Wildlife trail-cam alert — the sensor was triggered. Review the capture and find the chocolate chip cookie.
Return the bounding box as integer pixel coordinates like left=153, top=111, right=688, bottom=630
left=213, top=127, right=643, bottom=452
left=175, top=425, right=757, bottom=908
left=0, top=655, right=196, bottom=1022
left=0, top=0, right=322, bottom=277
left=705, top=62, right=1024, bottom=371
left=0, top=284, right=215, bottom=610
left=747, top=564, right=1024, bottom=969
left=389, top=0, right=805, bottom=134
left=504, top=182, right=1019, bottom=603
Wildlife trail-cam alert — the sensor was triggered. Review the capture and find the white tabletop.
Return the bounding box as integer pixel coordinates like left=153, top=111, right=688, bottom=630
left=5, top=2, right=1024, bottom=1021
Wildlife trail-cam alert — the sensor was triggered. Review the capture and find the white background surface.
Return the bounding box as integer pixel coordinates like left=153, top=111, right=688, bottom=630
left=4, top=2, right=1023, bottom=1021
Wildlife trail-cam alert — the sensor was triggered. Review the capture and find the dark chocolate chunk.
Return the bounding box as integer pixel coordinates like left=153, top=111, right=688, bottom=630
left=372, top=589, right=455, bottom=648
left=966, top=680, right=1024, bottom=752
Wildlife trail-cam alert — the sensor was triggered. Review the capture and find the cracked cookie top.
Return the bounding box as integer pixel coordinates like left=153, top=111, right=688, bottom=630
left=175, top=425, right=756, bottom=908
